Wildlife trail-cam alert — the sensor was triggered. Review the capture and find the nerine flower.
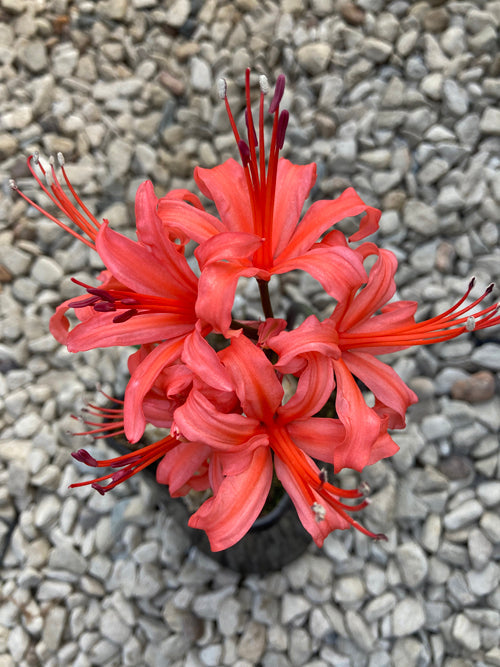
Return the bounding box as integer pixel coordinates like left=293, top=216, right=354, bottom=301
left=11, top=70, right=500, bottom=550
left=270, top=235, right=500, bottom=472
left=157, top=69, right=381, bottom=332
left=170, top=329, right=389, bottom=550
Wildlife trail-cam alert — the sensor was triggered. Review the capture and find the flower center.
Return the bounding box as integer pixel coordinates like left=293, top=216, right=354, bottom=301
left=219, top=68, right=289, bottom=269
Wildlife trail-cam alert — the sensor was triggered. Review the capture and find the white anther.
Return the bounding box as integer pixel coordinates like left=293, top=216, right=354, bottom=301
left=57, top=152, right=65, bottom=166
left=259, top=75, right=269, bottom=95
left=33, top=151, right=40, bottom=164
left=311, top=502, right=326, bottom=522
left=217, top=78, right=227, bottom=100
left=9, top=178, right=17, bottom=190
left=466, top=316, right=476, bottom=331
left=49, top=155, right=55, bottom=166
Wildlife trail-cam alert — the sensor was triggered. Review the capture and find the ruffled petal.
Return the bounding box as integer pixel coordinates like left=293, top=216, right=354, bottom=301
left=273, top=245, right=366, bottom=303
left=286, top=418, right=345, bottom=462
left=194, top=159, right=253, bottom=233
left=219, top=332, right=284, bottom=422
left=96, top=221, right=198, bottom=298
left=173, top=389, right=263, bottom=451
left=332, top=358, right=382, bottom=473
left=157, top=198, right=226, bottom=243
left=181, top=325, right=233, bottom=392
left=272, top=315, right=340, bottom=373
left=194, top=231, right=262, bottom=270
left=195, top=260, right=264, bottom=334
left=66, top=312, right=195, bottom=351
left=278, top=354, right=334, bottom=423
left=124, top=337, right=185, bottom=442
left=335, top=248, right=398, bottom=331
left=274, top=453, right=351, bottom=547
left=342, top=350, right=418, bottom=429
left=156, top=441, right=211, bottom=495
left=271, top=159, right=317, bottom=256
left=276, top=187, right=381, bottom=262
left=188, top=446, right=272, bottom=551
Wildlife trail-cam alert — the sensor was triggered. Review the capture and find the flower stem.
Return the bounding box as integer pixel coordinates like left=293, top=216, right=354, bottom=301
left=257, top=278, right=274, bottom=319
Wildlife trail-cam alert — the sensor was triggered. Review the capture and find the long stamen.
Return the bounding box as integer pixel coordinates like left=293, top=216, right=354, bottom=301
left=341, top=282, right=499, bottom=349
left=11, top=154, right=101, bottom=249
left=70, top=435, right=178, bottom=494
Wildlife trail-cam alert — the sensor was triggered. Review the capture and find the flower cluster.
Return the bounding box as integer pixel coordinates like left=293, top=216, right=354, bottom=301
left=13, top=70, right=499, bottom=551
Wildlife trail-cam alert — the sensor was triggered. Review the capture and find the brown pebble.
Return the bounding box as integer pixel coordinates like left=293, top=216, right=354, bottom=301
left=435, top=241, right=455, bottom=274
left=437, top=455, right=474, bottom=481
left=341, top=2, right=365, bottom=26
left=423, top=8, right=450, bottom=33
left=451, top=370, right=496, bottom=403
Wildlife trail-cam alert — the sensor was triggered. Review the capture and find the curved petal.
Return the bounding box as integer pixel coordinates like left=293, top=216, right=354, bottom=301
left=272, top=315, right=340, bottom=373
left=277, top=187, right=381, bottom=262
left=195, top=231, right=262, bottom=270
left=286, top=418, right=345, bottom=463
left=124, top=337, right=185, bottom=442
left=271, top=159, right=317, bottom=256
left=195, top=260, right=264, bottom=334
left=156, top=441, right=211, bottom=495
left=337, top=249, right=398, bottom=331
left=194, top=159, right=253, bottom=233
left=278, top=354, right=335, bottom=423
left=157, top=198, right=226, bottom=243
left=332, top=358, right=382, bottom=473
left=274, top=453, right=351, bottom=547
left=181, top=325, right=233, bottom=392
left=343, top=350, right=418, bottom=429
left=173, top=389, right=262, bottom=451
left=66, top=312, right=195, bottom=351
left=188, top=446, right=273, bottom=551
left=96, top=221, right=198, bottom=298
left=219, top=332, right=284, bottom=423
left=366, top=431, right=400, bottom=466
left=273, top=245, right=366, bottom=303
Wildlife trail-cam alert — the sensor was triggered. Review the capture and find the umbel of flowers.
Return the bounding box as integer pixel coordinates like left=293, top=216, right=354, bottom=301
left=12, top=70, right=499, bottom=552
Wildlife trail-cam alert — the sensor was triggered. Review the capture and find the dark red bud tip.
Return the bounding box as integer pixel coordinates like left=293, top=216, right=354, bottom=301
left=91, top=482, right=106, bottom=495
left=468, top=276, right=476, bottom=291
left=72, top=449, right=99, bottom=466
left=112, top=469, right=129, bottom=483
left=486, top=282, right=494, bottom=295
left=238, top=139, right=251, bottom=167
left=87, top=287, right=115, bottom=302
left=94, top=302, right=116, bottom=312
left=68, top=295, right=100, bottom=309
left=269, top=74, right=286, bottom=114
left=277, top=110, right=289, bottom=150
left=374, top=533, right=388, bottom=542
left=113, top=309, right=138, bottom=323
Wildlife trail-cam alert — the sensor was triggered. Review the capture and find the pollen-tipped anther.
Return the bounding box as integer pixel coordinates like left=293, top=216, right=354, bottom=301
left=277, top=110, right=289, bottom=150
left=217, top=78, right=227, bottom=100
left=238, top=139, right=251, bottom=167
left=259, top=75, right=269, bottom=95
left=9, top=178, right=17, bottom=191
left=269, top=74, right=286, bottom=114
left=72, top=449, right=99, bottom=466
left=466, top=316, right=476, bottom=332
left=57, top=152, right=65, bottom=166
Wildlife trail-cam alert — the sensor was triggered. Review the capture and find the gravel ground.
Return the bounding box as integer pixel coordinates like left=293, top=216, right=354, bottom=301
left=1, top=1, right=500, bottom=666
